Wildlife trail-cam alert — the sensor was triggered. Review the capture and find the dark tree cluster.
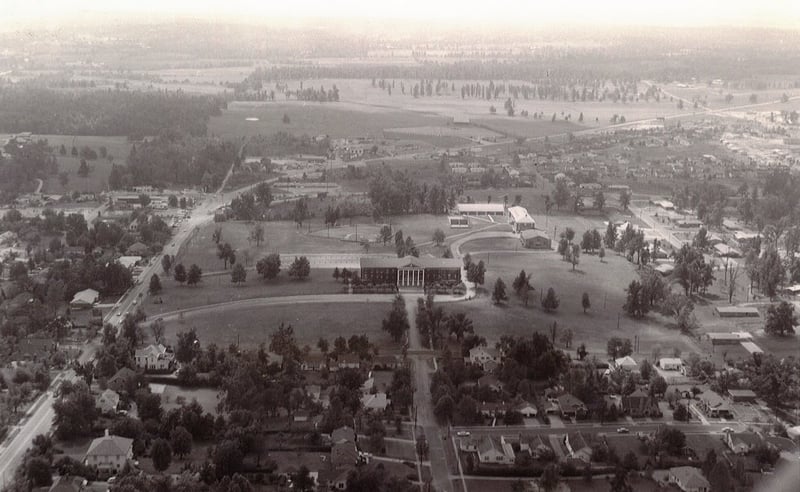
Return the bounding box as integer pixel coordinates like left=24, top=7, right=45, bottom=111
left=0, top=86, right=226, bottom=137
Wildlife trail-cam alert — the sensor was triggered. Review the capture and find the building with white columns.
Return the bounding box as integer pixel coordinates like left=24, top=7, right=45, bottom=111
left=359, top=256, right=462, bottom=288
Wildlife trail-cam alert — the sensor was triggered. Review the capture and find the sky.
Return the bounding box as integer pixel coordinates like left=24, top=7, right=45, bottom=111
left=2, top=0, right=800, bottom=30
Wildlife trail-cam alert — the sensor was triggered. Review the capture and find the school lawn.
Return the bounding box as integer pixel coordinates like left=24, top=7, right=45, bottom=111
left=38, top=135, right=132, bottom=194
left=160, top=301, right=397, bottom=351
left=146, top=270, right=345, bottom=315
left=446, top=247, right=695, bottom=360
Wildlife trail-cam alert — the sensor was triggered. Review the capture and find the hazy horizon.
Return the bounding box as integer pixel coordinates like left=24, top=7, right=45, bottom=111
left=3, top=0, right=800, bottom=32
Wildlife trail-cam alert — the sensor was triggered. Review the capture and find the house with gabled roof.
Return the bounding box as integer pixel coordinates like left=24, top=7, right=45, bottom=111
left=556, top=394, right=587, bottom=419
left=134, top=343, right=174, bottom=372
left=726, top=432, right=763, bottom=455
left=476, top=436, right=515, bottom=465
left=623, top=389, right=662, bottom=418
left=564, top=432, right=593, bottom=462
left=84, top=430, right=133, bottom=474
left=697, top=390, right=732, bottom=418
left=107, top=367, right=138, bottom=394
left=668, top=466, right=710, bottom=492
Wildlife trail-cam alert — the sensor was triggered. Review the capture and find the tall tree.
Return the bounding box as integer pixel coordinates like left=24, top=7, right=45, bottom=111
left=231, top=263, right=247, bottom=285
left=256, top=253, right=281, bottom=280
left=151, top=438, right=172, bottom=472
left=492, top=278, right=508, bottom=305
left=765, top=301, right=797, bottom=336
left=542, top=287, right=560, bottom=312
left=382, top=295, right=409, bottom=342
left=149, top=274, right=162, bottom=295
left=288, top=256, right=311, bottom=280
left=187, top=264, right=202, bottom=286
left=582, top=292, right=590, bottom=313
left=173, top=263, right=187, bottom=285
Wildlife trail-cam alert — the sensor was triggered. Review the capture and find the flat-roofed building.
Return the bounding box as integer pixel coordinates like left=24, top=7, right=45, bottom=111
left=715, top=306, right=759, bottom=318
left=707, top=331, right=752, bottom=345
left=448, top=215, right=469, bottom=228
left=456, top=202, right=506, bottom=217
left=360, top=256, right=461, bottom=288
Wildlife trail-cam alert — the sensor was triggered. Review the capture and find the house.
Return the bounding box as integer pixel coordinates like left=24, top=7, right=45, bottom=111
left=476, top=436, right=515, bottom=465
left=117, top=256, right=142, bottom=270
left=604, top=394, right=624, bottom=414
left=125, top=242, right=149, bottom=256
left=361, top=393, right=390, bottom=412
left=697, top=390, right=733, bottom=418
left=513, top=400, right=538, bottom=418
left=668, top=466, right=710, bottom=492
left=331, top=441, right=358, bottom=468
left=520, top=435, right=552, bottom=460
left=613, top=356, right=638, bottom=372
left=335, top=353, right=361, bottom=370
left=70, top=289, right=99, bottom=309
left=659, top=357, right=683, bottom=371
left=459, top=437, right=479, bottom=452
left=455, top=203, right=506, bottom=217
left=469, top=346, right=501, bottom=369
left=727, top=389, right=757, bottom=403
left=330, top=426, right=358, bottom=468
left=48, top=475, right=88, bottom=492
left=107, top=367, right=138, bottom=394
left=479, top=401, right=507, bottom=418
left=623, top=389, right=662, bottom=418
left=448, top=215, right=470, bottom=229
left=371, top=354, right=401, bottom=370
left=84, top=430, right=133, bottom=474
left=556, top=394, right=587, bottom=419
left=331, top=426, right=356, bottom=444
left=300, top=352, right=328, bottom=371
left=95, top=389, right=120, bottom=415
left=714, top=307, right=759, bottom=318
left=520, top=229, right=552, bottom=250
left=726, top=432, right=763, bottom=455
left=564, top=432, right=593, bottom=462
left=134, top=344, right=174, bottom=372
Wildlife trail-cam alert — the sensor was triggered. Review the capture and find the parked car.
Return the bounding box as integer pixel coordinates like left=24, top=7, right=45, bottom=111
left=456, top=431, right=470, bottom=437
left=617, top=427, right=630, bottom=434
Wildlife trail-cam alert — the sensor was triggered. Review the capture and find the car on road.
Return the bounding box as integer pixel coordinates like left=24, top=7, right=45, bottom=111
left=116, top=311, right=122, bottom=316
left=721, top=426, right=735, bottom=433
left=616, top=427, right=630, bottom=434
left=132, top=300, right=137, bottom=305
left=456, top=431, right=470, bottom=437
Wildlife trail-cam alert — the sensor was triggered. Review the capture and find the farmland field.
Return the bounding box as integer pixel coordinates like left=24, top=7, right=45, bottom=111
left=161, top=301, right=395, bottom=350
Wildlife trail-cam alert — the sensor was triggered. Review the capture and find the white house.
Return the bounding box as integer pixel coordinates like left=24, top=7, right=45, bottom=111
left=614, top=356, right=638, bottom=372
left=134, top=344, right=174, bottom=372
left=84, top=430, right=133, bottom=474
left=95, top=389, right=120, bottom=415
left=659, top=358, right=683, bottom=371
left=361, top=392, right=390, bottom=412
left=468, top=346, right=501, bottom=367
left=513, top=400, right=538, bottom=418
left=70, top=288, right=99, bottom=309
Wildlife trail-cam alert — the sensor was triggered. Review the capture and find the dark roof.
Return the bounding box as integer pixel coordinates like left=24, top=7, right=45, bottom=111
left=360, top=255, right=462, bottom=270
left=520, top=229, right=550, bottom=239
left=86, top=433, right=133, bottom=458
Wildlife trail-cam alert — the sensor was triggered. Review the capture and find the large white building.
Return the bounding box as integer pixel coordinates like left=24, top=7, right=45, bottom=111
left=507, top=206, right=536, bottom=233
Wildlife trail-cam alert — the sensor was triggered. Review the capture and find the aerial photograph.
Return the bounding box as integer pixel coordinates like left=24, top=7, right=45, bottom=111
left=0, top=1, right=799, bottom=491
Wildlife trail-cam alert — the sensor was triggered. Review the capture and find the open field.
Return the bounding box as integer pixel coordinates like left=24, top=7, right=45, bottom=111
left=178, top=220, right=368, bottom=271
left=446, top=248, right=695, bottom=359
left=161, top=301, right=395, bottom=350
left=472, top=118, right=580, bottom=139
left=208, top=101, right=450, bottom=140
left=145, top=271, right=345, bottom=315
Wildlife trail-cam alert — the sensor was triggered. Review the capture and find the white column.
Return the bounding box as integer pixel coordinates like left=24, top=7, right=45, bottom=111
left=396, top=269, right=399, bottom=286
left=422, top=269, right=425, bottom=286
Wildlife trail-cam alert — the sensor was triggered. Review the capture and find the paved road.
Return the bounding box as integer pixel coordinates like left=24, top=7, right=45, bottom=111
left=0, top=167, right=280, bottom=483
left=405, top=295, right=454, bottom=492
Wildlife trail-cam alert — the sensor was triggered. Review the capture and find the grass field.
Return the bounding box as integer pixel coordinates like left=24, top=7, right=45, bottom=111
left=145, top=269, right=345, bottom=315
left=446, top=248, right=695, bottom=360
left=161, top=301, right=395, bottom=350
left=37, top=135, right=132, bottom=194
left=157, top=385, right=221, bottom=416
left=208, top=101, right=451, bottom=140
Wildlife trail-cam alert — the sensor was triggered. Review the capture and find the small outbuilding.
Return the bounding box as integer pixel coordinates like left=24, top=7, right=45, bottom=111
left=520, top=229, right=552, bottom=250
